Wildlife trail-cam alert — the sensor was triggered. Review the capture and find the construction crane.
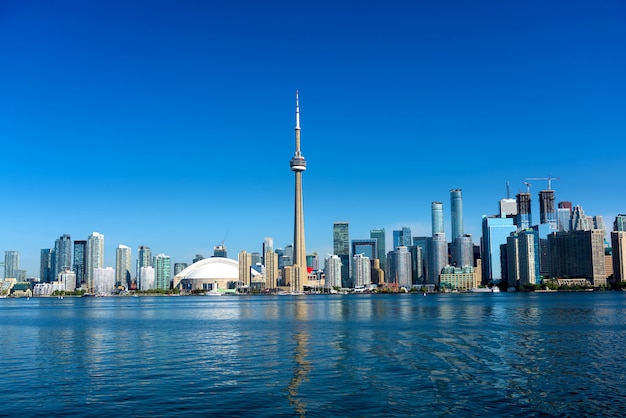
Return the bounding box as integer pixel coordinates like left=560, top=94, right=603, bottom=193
left=522, top=181, right=531, bottom=193
left=525, top=176, right=560, bottom=190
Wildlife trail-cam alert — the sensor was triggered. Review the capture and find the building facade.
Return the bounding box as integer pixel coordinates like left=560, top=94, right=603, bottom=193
left=115, top=245, right=132, bottom=289
left=86, top=232, right=104, bottom=292
left=450, top=189, right=463, bottom=240
left=333, top=222, right=350, bottom=287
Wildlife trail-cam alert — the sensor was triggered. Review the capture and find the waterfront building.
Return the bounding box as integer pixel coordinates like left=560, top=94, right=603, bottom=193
left=213, top=244, right=227, bottom=258
left=517, top=229, right=540, bottom=287
left=548, top=229, right=606, bottom=286
left=370, top=228, right=386, bottom=271
left=40, top=249, right=54, bottom=283
left=139, top=266, right=155, bottom=291
left=153, top=254, right=171, bottom=290
left=86, top=232, right=104, bottom=292
left=426, top=233, right=447, bottom=286
left=290, top=91, right=308, bottom=293
left=73, top=240, right=87, bottom=288
left=58, top=269, right=76, bottom=292
left=54, top=234, right=72, bottom=278
left=352, top=253, right=371, bottom=287
left=516, top=193, right=532, bottom=231
left=250, top=252, right=261, bottom=267
left=412, top=236, right=428, bottom=283
left=611, top=231, right=626, bottom=282
left=410, top=245, right=424, bottom=285
left=262, top=237, right=273, bottom=265
left=238, top=250, right=252, bottom=288
left=393, top=227, right=412, bottom=248
left=450, top=189, right=463, bottom=239
left=431, top=202, right=444, bottom=235
left=265, top=250, right=278, bottom=289
left=452, top=234, right=473, bottom=267
left=4, top=251, right=19, bottom=280
left=283, top=245, right=293, bottom=267
left=351, top=239, right=377, bottom=261
left=538, top=190, right=557, bottom=229
left=387, top=246, right=412, bottom=288
left=115, top=245, right=132, bottom=289
left=482, top=216, right=517, bottom=284
left=93, top=267, right=115, bottom=295
left=439, top=266, right=476, bottom=291
left=333, top=222, right=350, bottom=287
left=324, top=254, right=342, bottom=289
left=137, top=245, right=152, bottom=289
left=614, top=214, right=626, bottom=232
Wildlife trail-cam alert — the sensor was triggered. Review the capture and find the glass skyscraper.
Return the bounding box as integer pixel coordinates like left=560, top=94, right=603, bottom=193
left=431, top=202, right=444, bottom=235
left=370, top=228, right=386, bottom=271
left=481, top=216, right=516, bottom=283
left=4, top=251, right=20, bottom=280
left=450, top=189, right=463, bottom=239
left=40, top=249, right=54, bottom=283
left=86, top=232, right=104, bottom=292
left=54, top=234, right=72, bottom=278
left=153, top=254, right=171, bottom=290
left=516, top=193, right=532, bottom=231
left=539, top=190, right=557, bottom=229
left=392, top=227, right=412, bottom=248
left=333, top=222, right=350, bottom=287
left=116, top=245, right=132, bottom=288
left=73, top=240, right=87, bottom=288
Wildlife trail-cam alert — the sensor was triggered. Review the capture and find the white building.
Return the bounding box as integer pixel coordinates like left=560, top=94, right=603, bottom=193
left=94, top=267, right=115, bottom=295
left=324, top=255, right=342, bottom=288
left=352, top=253, right=371, bottom=287
left=140, top=266, right=155, bottom=291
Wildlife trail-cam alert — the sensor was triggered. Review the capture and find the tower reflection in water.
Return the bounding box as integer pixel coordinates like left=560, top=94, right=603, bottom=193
left=287, top=301, right=310, bottom=417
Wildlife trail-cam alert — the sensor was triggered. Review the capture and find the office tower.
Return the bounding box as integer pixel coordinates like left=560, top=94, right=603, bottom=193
left=452, top=234, right=473, bottom=267
left=450, top=189, right=463, bottom=239
left=510, top=229, right=540, bottom=287
left=499, top=183, right=518, bottom=219
left=193, top=254, right=204, bottom=264
left=370, top=259, right=385, bottom=285
left=611, top=232, right=626, bottom=282
left=153, top=254, right=171, bottom=290
left=115, top=245, right=132, bottom=289
left=140, top=266, right=155, bottom=291
left=387, top=246, right=412, bottom=288
left=412, top=236, right=428, bottom=278
left=431, top=202, right=444, bottom=235
left=557, top=201, right=572, bottom=231
left=409, top=245, right=424, bottom=284
left=250, top=252, right=261, bottom=267
left=54, top=234, right=72, bottom=278
left=614, top=215, right=626, bottom=232
left=393, top=227, right=412, bottom=248
left=238, top=250, right=252, bottom=288
left=352, top=254, right=371, bottom=287
left=59, top=269, right=77, bottom=292
left=426, top=233, right=447, bottom=286
left=94, top=267, right=115, bottom=295
left=333, top=222, right=350, bottom=287
left=72, top=240, right=86, bottom=288
left=548, top=230, right=606, bottom=286
left=4, top=251, right=19, bottom=280
left=324, top=254, right=342, bottom=289
left=213, top=244, right=227, bottom=258
left=370, top=228, right=386, bottom=271
left=482, top=216, right=517, bottom=283
left=283, top=244, right=293, bottom=267
left=265, top=250, right=279, bottom=289
left=289, top=90, right=308, bottom=293
left=571, top=205, right=590, bottom=231
left=351, top=239, right=377, bottom=261
left=593, top=216, right=606, bottom=232
left=174, top=263, right=188, bottom=275
left=538, top=190, right=557, bottom=229
left=262, top=237, right=273, bottom=265
left=86, top=232, right=104, bottom=292
left=137, top=245, right=152, bottom=289
left=516, top=193, right=532, bottom=231
left=40, top=249, right=54, bottom=282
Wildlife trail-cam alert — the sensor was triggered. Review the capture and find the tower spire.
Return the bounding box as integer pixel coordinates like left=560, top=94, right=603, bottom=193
left=290, top=90, right=307, bottom=293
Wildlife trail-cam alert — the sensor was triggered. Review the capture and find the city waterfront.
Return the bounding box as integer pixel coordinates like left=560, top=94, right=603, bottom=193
left=2, top=292, right=626, bottom=417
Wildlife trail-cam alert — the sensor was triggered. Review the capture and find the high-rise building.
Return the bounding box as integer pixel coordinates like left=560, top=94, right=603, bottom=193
left=238, top=250, right=252, bottom=288
left=393, top=227, right=412, bottom=248
left=290, top=90, right=308, bottom=293
left=153, top=254, right=171, bottom=290
left=94, top=267, right=115, bottom=295
left=192, top=254, right=204, bottom=264
left=482, top=216, right=517, bottom=283
left=352, top=253, right=371, bottom=287
left=40, top=249, right=54, bottom=282
left=387, top=246, right=412, bottom=288
left=324, top=254, right=342, bottom=289
left=4, top=251, right=19, bottom=280
left=306, top=253, right=318, bottom=272
left=611, top=231, right=626, bottom=282
left=450, top=189, right=463, bottom=240
left=140, top=266, right=155, bottom=291
left=351, top=239, right=377, bottom=261
left=516, top=193, right=532, bottom=231
left=499, top=198, right=518, bottom=218
left=54, top=234, right=72, bottom=278
left=58, top=269, right=77, bottom=292
left=137, top=246, right=152, bottom=288
left=571, top=205, right=590, bottom=231
left=548, top=230, right=606, bottom=286
left=431, top=202, right=444, bottom=235
left=614, top=215, right=626, bottom=232
left=506, top=229, right=540, bottom=288
left=452, top=234, right=473, bottom=267
left=86, top=232, right=104, bottom=292
left=370, top=228, right=386, bottom=271
left=426, top=233, right=447, bottom=286
left=539, top=190, right=557, bottom=229
left=174, top=263, right=188, bottom=275
left=115, top=245, right=132, bottom=289
left=333, top=222, right=350, bottom=287
left=73, top=240, right=87, bottom=288
left=262, top=237, right=273, bottom=265
left=265, top=250, right=278, bottom=289
left=409, top=245, right=424, bottom=285
left=213, top=244, right=227, bottom=258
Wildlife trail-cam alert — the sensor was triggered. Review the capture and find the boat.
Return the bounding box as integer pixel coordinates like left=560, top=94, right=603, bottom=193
left=469, top=286, right=500, bottom=293
left=205, top=290, right=222, bottom=296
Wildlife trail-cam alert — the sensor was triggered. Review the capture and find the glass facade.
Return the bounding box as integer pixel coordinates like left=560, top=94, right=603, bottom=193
left=431, top=202, right=444, bottom=235
left=481, top=216, right=516, bottom=283
left=450, top=189, right=463, bottom=239
left=370, top=228, right=386, bottom=271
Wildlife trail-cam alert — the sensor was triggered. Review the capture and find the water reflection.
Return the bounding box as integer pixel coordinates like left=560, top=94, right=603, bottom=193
left=287, top=300, right=310, bottom=417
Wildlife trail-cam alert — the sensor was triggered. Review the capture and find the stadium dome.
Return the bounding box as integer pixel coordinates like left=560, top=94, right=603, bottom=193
left=173, top=257, right=260, bottom=292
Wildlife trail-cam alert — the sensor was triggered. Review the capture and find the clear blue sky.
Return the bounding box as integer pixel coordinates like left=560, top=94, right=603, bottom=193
left=1, top=0, right=625, bottom=276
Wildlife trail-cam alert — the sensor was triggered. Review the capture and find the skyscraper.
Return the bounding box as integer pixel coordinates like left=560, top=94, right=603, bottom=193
left=153, top=254, right=171, bottom=290
left=333, top=222, right=350, bottom=287
left=352, top=253, right=371, bottom=287
left=571, top=205, right=590, bottom=231
left=351, top=239, right=377, bottom=261
left=614, top=214, right=626, bottom=232
left=115, top=244, right=132, bottom=289
left=262, top=237, right=273, bottom=265
left=73, top=240, right=87, bottom=288
left=431, top=202, right=444, bottom=235
left=40, top=249, right=54, bottom=283
left=426, top=233, right=447, bottom=286
left=450, top=189, right=463, bottom=239
left=611, top=231, right=626, bottom=282
left=516, top=193, right=532, bottom=231
left=481, top=216, right=516, bottom=284
left=86, top=232, right=104, bottom=292
left=324, top=254, right=342, bottom=289
left=4, top=251, right=19, bottom=280
left=137, top=245, right=152, bottom=288
left=290, top=91, right=307, bottom=293
left=370, top=228, right=386, bottom=271
left=213, top=244, right=227, bottom=258
left=54, top=234, right=72, bottom=278
left=539, top=190, right=557, bottom=229
left=387, top=246, right=412, bottom=288
left=393, top=227, right=412, bottom=248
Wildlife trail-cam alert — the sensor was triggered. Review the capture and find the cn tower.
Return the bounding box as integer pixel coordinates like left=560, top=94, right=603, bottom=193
left=290, top=90, right=307, bottom=293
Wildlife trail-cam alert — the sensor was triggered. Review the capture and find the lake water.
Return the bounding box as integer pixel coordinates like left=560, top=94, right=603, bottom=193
left=1, top=292, right=626, bottom=417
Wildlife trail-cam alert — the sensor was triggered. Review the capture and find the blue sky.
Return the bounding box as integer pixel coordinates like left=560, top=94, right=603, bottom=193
left=1, top=0, right=625, bottom=276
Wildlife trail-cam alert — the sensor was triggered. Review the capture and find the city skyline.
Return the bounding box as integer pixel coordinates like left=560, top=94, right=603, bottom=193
left=1, top=1, right=625, bottom=276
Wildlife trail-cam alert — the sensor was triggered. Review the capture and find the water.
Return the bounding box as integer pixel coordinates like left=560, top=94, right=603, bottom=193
left=2, top=292, right=626, bottom=417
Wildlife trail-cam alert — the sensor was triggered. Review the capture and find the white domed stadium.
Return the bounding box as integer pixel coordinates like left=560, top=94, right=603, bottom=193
left=173, top=257, right=260, bottom=292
